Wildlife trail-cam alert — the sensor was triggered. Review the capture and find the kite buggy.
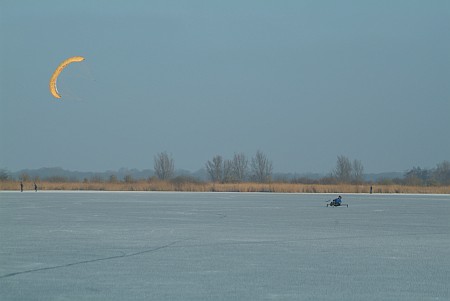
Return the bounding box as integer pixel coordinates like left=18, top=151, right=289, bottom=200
left=327, top=196, right=348, bottom=207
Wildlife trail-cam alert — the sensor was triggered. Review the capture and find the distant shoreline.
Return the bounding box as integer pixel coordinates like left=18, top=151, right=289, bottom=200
left=2, top=181, right=449, bottom=194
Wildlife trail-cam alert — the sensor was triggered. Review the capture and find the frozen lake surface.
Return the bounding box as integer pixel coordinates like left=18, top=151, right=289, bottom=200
left=1, top=192, right=449, bottom=300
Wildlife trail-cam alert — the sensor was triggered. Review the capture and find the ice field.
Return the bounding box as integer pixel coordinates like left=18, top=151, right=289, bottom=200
left=1, top=192, right=449, bottom=300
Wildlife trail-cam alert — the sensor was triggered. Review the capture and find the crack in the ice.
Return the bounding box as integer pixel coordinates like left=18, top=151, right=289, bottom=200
left=0, top=240, right=181, bottom=279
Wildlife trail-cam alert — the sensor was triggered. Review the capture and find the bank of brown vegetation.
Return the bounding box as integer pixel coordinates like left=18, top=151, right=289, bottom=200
left=1, top=180, right=449, bottom=194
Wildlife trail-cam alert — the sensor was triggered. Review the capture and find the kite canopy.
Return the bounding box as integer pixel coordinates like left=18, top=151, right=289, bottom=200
left=49, top=56, right=85, bottom=99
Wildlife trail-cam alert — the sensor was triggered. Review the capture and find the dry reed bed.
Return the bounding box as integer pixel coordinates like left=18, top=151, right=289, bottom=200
left=1, top=181, right=450, bottom=194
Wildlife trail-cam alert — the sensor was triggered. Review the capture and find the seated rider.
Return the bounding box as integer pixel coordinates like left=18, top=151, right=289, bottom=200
left=332, top=196, right=342, bottom=206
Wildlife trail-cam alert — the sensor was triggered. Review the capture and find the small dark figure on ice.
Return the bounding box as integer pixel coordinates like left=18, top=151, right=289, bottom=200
left=34, top=182, right=38, bottom=192
left=20, top=181, right=23, bottom=192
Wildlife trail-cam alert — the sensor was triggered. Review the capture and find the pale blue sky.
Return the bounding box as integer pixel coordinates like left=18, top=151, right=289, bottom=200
left=1, top=0, right=449, bottom=173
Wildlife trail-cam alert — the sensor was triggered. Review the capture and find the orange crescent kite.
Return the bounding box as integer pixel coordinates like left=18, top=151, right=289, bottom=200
left=49, top=56, right=85, bottom=99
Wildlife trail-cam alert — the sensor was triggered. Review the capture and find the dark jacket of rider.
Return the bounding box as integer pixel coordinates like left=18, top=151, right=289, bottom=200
left=333, top=196, right=342, bottom=205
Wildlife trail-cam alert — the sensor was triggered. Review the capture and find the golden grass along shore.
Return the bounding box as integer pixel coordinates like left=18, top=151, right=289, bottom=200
left=1, top=180, right=449, bottom=194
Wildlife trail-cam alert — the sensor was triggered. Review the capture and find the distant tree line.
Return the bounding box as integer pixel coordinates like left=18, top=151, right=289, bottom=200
left=290, top=157, right=450, bottom=187
left=1, top=155, right=449, bottom=186
left=402, top=161, right=450, bottom=186
left=204, top=150, right=273, bottom=183
left=153, top=150, right=273, bottom=183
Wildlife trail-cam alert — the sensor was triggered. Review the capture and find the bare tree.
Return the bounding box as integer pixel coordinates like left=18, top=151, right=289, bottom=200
left=333, top=155, right=352, bottom=183
left=206, top=155, right=223, bottom=182
left=434, top=160, right=450, bottom=185
left=223, top=159, right=234, bottom=183
left=154, top=151, right=174, bottom=180
left=232, top=152, right=248, bottom=182
left=0, top=169, right=9, bottom=181
left=109, top=174, right=118, bottom=183
left=19, top=172, right=30, bottom=182
left=124, top=174, right=134, bottom=183
left=251, top=150, right=273, bottom=183
left=352, top=159, right=364, bottom=184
